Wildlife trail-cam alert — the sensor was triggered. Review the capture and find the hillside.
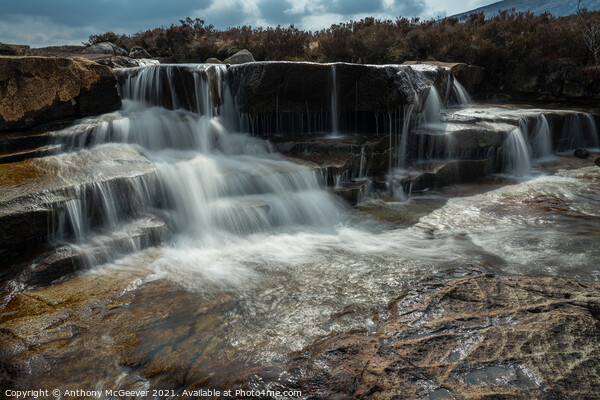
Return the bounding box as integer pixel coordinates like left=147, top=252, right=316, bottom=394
left=454, top=0, right=600, bottom=18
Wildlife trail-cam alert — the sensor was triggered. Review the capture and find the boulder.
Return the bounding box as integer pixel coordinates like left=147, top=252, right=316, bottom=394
left=205, top=57, right=223, bottom=64
left=129, top=46, right=151, bottom=59
left=82, top=42, right=127, bottom=56
left=596, top=157, right=600, bottom=167
left=0, top=56, right=121, bottom=131
left=574, top=148, right=590, bottom=158
left=223, top=49, right=255, bottom=64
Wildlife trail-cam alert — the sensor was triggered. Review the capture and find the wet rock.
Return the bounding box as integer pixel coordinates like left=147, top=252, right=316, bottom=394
left=574, top=148, right=590, bottom=158
left=128, top=46, right=151, bottom=59
left=0, top=144, right=63, bottom=164
left=412, top=122, right=508, bottom=161
left=0, top=57, right=121, bottom=132
left=404, top=61, right=485, bottom=93
left=595, top=157, right=600, bottom=167
left=288, top=273, right=600, bottom=399
left=205, top=57, right=223, bottom=64
left=82, top=42, right=127, bottom=56
left=223, top=49, right=254, bottom=64
left=116, top=65, right=201, bottom=111
left=0, top=272, right=247, bottom=395
left=13, top=217, right=167, bottom=287
left=521, top=194, right=569, bottom=211
left=331, top=180, right=370, bottom=205
left=402, top=158, right=497, bottom=193
left=0, top=146, right=158, bottom=256
left=227, top=62, right=436, bottom=134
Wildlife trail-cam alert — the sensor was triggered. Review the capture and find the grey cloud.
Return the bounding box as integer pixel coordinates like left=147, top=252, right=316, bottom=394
left=0, top=0, right=484, bottom=47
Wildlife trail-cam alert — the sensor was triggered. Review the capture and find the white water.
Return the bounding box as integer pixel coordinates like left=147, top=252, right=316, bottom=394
left=396, top=104, right=415, bottom=169
left=418, top=86, right=442, bottom=124
left=53, top=65, right=346, bottom=252
left=530, top=114, right=553, bottom=160
left=502, top=120, right=532, bottom=176
left=452, top=79, right=472, bottom=106
left=584, top=113, right=600, bottom=148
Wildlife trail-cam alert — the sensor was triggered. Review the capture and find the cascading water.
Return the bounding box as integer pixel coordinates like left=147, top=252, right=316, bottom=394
left=54, top=64, right=346, bottom=251
left=584, top=113, right=600, bottom=148
left=530, top=114, right=553, bottom=160
left=558, top=113, right=600, bottom=151
left=418, top=86, right=442, bottom=124
left=502, top=119, right=532, bottom=176
left=452, top=79, right=472, bottom=106
left=397, top=104, right=415, bottom=169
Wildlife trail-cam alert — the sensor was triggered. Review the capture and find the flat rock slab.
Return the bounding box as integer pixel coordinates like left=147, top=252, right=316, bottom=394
left=287, top=272, right=600, bottom=399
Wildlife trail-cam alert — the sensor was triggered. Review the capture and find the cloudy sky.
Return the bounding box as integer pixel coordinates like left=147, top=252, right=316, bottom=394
left=0, top=0, right=494, bottom=48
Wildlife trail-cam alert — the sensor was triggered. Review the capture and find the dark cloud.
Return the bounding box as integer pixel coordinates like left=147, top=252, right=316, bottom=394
left=0, top=0, right=479, bottom=47
left=1, top=0, right=212, bottom=28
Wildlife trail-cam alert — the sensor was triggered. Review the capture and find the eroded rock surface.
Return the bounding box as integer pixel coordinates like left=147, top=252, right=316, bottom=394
left=288, top=273, right=600, bottom=400
left=0, top=57, right=121, bottom=132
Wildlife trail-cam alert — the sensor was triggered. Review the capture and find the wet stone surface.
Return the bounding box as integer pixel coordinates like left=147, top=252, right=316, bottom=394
left=284, top=271, right=600, bottom=400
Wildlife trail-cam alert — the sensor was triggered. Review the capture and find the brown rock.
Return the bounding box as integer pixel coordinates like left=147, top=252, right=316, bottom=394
left=289, top=272, right=600, bottom=399
left=0, top=56, right=121, bottom=132
left=595, top=157, right=600, bottom=167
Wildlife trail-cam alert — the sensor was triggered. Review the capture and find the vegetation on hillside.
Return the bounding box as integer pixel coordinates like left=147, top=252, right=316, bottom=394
left=88, top=10, right=600, bottom=89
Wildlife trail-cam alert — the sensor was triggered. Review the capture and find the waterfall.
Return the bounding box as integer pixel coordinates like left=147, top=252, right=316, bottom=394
left=53, top=64, right=346, bottom=252
left=418, top=86, right=442, bottom=124
left=503, top=120, right=531, bottom=176
left=330, top=65, right=339, bottom=135
left=530, top=115, right=553, bottom=160
left=358, top=146, right=366, bottom=178
left=452, top=79, right=472, bottom=107
left=584, top=113, right=600, bottom=149
left=557, top=113, right=600, bottom=151
left=397, top=105, right=415, bottom=169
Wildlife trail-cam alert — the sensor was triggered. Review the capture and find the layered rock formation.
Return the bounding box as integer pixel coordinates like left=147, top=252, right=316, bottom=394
left=0, top=57, right=121, bottom=132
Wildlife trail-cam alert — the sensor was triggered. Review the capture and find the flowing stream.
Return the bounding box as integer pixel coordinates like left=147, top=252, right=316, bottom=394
left=1, top=63, right=599, bottom=394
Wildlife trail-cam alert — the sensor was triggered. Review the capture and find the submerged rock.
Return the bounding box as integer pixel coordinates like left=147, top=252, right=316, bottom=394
left=287, top=272, right=600, bottom=399
left=0, top=56, right=121, bottom=131
left=574, top=148, right=590, bottom=158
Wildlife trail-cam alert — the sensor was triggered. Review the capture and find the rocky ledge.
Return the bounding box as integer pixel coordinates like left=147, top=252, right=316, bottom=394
left=286, top=270, right=600, bottom=399
left=0, top=56, right=121, bottom=132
